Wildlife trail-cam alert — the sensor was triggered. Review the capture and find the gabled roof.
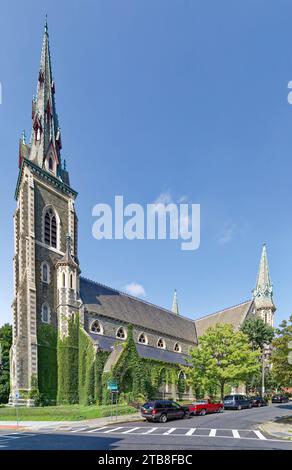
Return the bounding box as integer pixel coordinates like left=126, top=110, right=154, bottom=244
left=195, top=300, right=254, bottom=338
left=80, top=277, right=198, bottom=344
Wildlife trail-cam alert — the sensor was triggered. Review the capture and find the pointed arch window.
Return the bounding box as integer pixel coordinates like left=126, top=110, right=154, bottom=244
left=174, top=342, right=181, bottom=353
left=70, top=273, right=73, bottom=289
left=62, top=272, right=66, bottom=288
left=138, top=333, right=148, bottom=345
left=90, top=320, right=103, bottom=335
left=48, top=156, right=53, bottom=171
left=116, top=327, right=127, bottom=340
left=41, top=261, right=50, bottom=284
left=157, top=338, right=166, bottom=349
left=44, top=207, right=58, bottom=249
left=41, top=303, right=51, bottom=324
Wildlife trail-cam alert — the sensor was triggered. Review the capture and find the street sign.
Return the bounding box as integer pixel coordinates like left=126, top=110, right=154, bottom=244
left=107, top=381, right=118, bottom=391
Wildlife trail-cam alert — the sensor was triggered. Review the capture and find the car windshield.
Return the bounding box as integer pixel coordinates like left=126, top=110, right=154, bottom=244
left=192, top=400, right=208, bottom=404
left=224, top=396, right=234, bottom=400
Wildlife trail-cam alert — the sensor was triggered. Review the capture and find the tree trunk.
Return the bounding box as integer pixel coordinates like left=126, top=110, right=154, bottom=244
left=220, top=382, right=225, bottom=401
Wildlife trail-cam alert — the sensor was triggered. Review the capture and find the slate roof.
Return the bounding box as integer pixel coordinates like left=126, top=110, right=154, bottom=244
left=88, top=333, right=190, bottom=367
left=80, top=277, right=198, bottom=344
left=195, top=300, right=254, bottom=338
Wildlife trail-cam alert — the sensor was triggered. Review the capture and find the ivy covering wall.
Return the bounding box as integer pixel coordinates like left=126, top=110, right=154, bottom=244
left=102, top=325, right=185, bottom=404
left=57, top=315, right=79, bottom=404
left=38, top=324, right=57, bottom=403
left=36, top=318, right=188, bottom=406
left=79, top=328, right=109, bottom=405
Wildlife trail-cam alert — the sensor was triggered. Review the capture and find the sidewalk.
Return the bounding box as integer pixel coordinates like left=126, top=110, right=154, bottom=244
left=0, top=413, right=141, bottom=433
left=259, top=418, right=292, bottom=441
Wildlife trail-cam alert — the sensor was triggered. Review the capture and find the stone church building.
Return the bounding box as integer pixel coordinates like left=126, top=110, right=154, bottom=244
left=9, top=23, right=276, bottom=405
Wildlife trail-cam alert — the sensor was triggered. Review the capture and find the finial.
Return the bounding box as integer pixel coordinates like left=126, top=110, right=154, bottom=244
left=44, top=14, right=48, bottom=34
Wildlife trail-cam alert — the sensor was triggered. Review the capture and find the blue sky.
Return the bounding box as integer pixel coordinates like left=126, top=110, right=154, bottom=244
left=1, top=0, right=292, bottom=327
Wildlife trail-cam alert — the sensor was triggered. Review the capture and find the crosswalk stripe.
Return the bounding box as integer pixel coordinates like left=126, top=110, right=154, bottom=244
left=122, top=427, right=141, bottom=434
left=185, top=428, right=196, bottom=436
left=209, top=429, right=216, bottom=437
left=71, top=427, right=88, bottom=433
left=104, top=427, right=124, bottom=434
left=253, top=430, right=267, bottom=440
left=87, top=426, right=108, bottom=433
left=232, top=430, right=240, bottom=439
left=163, top=428, right=176, bottom=435
left=142, top=427, right=158, bottom=435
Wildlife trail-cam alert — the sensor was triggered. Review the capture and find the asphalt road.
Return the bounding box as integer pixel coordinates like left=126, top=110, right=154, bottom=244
left=1, top=403, right=292, bottom=450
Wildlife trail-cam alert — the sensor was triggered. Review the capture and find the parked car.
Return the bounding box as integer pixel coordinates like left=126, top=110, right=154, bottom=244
left=272, top=395, right=289, bottom=403
left=141, top=400, right=190, bottom=423
left=188, top=399, right=224, bottom=416
left=250, top=396, right=268, bottom=407
left=223, top=394, right=252, bottom=410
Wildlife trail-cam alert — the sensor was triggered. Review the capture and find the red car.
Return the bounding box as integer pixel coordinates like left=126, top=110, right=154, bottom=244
left=188, top=399, right=224, bottom=416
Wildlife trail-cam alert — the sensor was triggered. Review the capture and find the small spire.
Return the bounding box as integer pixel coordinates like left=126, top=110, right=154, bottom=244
left=171, top=289, right=179, bottom=315
left=252, top=243, right=275, bottom=312
left=21, top=130, right=26, bottom=144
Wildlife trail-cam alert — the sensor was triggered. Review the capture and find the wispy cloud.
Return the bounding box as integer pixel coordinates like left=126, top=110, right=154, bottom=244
left=218, top=222, right=236, bottom=244
left=125, top=282, right=146, bottom=297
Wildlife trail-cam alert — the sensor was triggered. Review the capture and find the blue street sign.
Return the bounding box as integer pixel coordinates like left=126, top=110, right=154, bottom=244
left=107, top=381, right=118, bottom=391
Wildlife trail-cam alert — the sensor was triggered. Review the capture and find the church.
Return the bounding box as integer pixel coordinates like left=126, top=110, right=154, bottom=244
left=9, top=23, right=276, bottom=406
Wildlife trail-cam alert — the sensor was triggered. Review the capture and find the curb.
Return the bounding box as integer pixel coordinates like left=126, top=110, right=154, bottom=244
left=259, top=423, right=292, bottom=441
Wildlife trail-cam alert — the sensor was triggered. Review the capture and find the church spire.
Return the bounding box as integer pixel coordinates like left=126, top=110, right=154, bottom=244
left=252, top=243, right=275, bottom=325
left=28, top=18, right=64, bottom=181
left=171, top=289, right=179, bottom=315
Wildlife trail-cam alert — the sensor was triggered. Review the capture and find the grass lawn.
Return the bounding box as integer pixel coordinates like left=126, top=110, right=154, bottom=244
left=0, top=404, right=137, bottom=421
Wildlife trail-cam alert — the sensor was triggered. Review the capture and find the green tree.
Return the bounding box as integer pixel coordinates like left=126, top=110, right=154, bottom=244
left=187, top=324, right=260, bottom=400
left=241, top=316, right=274, bottom=351
left=271, top=316, right=292, bottom=388
left=241, top=316, right=275, bottom=394
left=0, top=323, right=12, bottom=403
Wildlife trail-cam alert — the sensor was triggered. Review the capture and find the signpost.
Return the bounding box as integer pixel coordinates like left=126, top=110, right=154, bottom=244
left=107, top=381, right=119, bottom=421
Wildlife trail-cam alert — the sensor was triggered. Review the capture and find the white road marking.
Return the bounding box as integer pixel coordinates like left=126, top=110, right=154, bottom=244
left=232, top=430, right=240, bottom=439
left=163, top=428, right=176, bottom=435
left=122, top=427, right=141, bottom=434
left=87, top=426, right=108, bottom=433
left=104, top=427, right=124, bottom=434
left=185, top=428, right=196, bottom=436
left=209, top=429, right=216, bottom=437
left=71, top=427, right=88, bottom=433
left=253, top=430, right=267, bottom=440
left=142, top=427, right=158, bottom=435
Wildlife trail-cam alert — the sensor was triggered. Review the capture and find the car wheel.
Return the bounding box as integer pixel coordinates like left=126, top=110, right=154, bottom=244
left=159, top=413, right=167, bottom=423
left=237, top=405, right=242, bottom=410
left=199, top=409, right=207, bottom=416
left=248, top=403, right=252, bottom=409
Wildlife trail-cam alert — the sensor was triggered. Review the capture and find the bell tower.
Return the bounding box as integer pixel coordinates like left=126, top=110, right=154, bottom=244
left=10, top=20, right=79, bottom=405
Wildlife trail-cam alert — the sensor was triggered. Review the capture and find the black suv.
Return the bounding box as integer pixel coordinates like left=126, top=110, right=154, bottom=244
left=141, top=400, right=190, bottom=423
left=223, top=394, right=252, bottom=410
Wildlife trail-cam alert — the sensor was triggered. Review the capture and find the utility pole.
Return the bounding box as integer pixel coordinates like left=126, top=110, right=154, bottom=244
left=261, top=346, right=266, bottom=397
